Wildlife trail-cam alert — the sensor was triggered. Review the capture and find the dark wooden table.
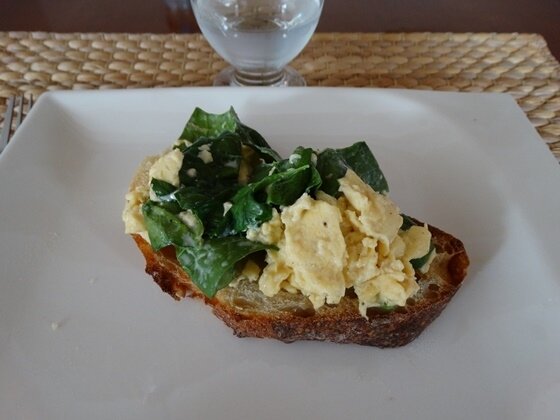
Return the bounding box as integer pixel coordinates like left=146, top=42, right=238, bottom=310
left=1, top=0, right=559, bottom=60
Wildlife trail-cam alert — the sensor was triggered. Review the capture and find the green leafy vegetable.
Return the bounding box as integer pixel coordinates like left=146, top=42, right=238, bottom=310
left=176, top=237, right=269, bottom=297
left=316, top=141, right=388, bottom=196
left=149, top=179, right=182, bottom=213
left=230, top=187, right=273, bottom=233
left=226, top=148, right=323, bottom=233
left=179, top=107, right=280, bottom=163
left=180, top=107, right=238, bottom=142
left=400, top=214, right=416, bottom=231
left=400, top=214, right=435, bottom=270
left=236, top=122, right=282, bottom=162
left=173, top=185, right=238, bottom=238
left=411, top=243, right=436, bottom=270
left=150, top=179, right=176, bottom=198
left=142, top=201, right=203, bottom=251
left=264, top=147, right=321, bottom=205
left=178, top=134, right=242, bottom=187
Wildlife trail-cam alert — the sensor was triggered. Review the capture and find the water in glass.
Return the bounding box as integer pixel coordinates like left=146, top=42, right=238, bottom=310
left=192, top=0, right=323, bottom=86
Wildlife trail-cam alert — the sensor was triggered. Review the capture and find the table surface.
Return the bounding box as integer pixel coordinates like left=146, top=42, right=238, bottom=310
left=1, top=1, right=559, bottom=160
left=1, top=0, right=559, bottom=60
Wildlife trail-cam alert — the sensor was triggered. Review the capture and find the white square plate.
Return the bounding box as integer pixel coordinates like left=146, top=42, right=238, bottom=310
left=1, top=87, right=559, bottom=420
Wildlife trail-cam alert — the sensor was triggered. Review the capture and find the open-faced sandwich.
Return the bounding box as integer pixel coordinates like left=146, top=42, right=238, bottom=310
left=122, top=107, right=469, bottom=347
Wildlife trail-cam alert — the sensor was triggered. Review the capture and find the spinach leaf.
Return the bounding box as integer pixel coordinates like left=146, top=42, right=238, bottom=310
left=149, top=179, right=182, bottom=213
left=179, top=107, right=280, bottom=163
left=150, top=179, right=176, bottom=198
left=178, top=133, right=242, bottom=187
left=141, top=201, right=203, bottom=251
left=316, top=141, right=388, bottom=196
left=400, top=214, right=435, bottom=270
left=176, top=237, right=269, bottom=297
left=315, top=148, right=344, bottom=196
left=230, top=187, right=273, bottom=232
left=410, top=242, right=436, bottom=270
left=174, top=184, right=238, bottom=238
left=400, top=214, right=416, bottom=231
left=265, top=147, right=321, bottom=205
left=174, top=187, right=217, bottom=217
left=229, top=162, right=316, bottom=233
left=237, top=122, right=281, bottom=162
left=180, top=107, right=238, bottom=142
left=249, top=161, right=275, bottom=184
left=226, top=145, right=324, bottom=233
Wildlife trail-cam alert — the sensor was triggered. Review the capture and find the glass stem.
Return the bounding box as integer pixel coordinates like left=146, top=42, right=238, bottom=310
left=233, top=68, right=286, bottom=86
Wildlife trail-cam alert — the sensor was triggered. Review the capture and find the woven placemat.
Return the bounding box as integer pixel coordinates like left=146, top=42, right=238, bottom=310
left=1, top=32, right=559, bottom=159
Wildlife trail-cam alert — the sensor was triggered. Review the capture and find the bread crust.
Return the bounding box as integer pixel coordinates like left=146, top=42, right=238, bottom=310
left=132, top=221, right=469, bottom=347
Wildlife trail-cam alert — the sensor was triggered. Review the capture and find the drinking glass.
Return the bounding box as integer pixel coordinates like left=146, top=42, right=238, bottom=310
left=191, top=0, right=324, bottom=87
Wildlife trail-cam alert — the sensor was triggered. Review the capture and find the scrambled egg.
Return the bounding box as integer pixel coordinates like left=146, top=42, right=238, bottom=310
left=249, top=195, right=347, bottom=309
left=149, top=148, right=183, bottom=189
left=197, top=144, right=213, bottom=164
left=123, top=149, right=183, bottom=239
left=246, top=169, right=433, bottom=317
left=123, top=156, right=157, bottom=236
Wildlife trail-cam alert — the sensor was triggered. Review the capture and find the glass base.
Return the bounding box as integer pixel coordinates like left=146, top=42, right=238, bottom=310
left=213, top=66, right=306, bottom=87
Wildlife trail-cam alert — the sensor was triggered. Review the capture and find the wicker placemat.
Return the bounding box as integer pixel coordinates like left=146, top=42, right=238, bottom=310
left=1, top=32, right=559, bottom=159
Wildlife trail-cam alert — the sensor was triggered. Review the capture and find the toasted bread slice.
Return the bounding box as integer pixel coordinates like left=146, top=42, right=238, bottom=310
left=131, top=220, right=469, bottom=347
